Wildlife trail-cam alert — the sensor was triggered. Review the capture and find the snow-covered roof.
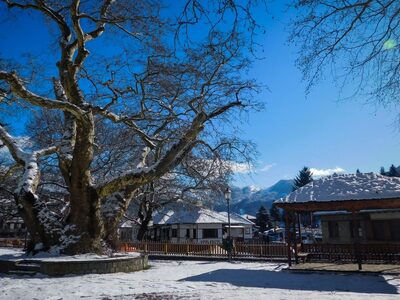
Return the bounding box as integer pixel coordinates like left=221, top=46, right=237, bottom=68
left=277, top=173, right=400, bottom=203
left=120, top=220, right=137, bottom=228
left=153, top=206, right=253, bottom=225
left=241, top=214, right=256, bottom=220
left=219, top=212, right=254, bottom=225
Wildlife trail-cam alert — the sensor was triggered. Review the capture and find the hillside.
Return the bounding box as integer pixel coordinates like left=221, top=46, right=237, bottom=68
left=213, top=179, right=294, bottom=215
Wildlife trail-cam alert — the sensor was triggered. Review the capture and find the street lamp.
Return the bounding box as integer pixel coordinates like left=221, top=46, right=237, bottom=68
left=224, top=187, right=232, bottom=260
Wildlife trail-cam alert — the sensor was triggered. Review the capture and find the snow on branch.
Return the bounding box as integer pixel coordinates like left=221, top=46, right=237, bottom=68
left=0, top=125, right=57, bottom=194
left=0, top=71, right=85, bottom=119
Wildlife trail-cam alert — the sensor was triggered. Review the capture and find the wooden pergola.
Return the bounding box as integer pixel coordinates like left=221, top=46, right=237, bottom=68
left=275, top=197, right=400, bottom=270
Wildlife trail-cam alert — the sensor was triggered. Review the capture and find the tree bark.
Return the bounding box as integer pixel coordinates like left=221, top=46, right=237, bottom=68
left=137, top=205, right=153, bottom=241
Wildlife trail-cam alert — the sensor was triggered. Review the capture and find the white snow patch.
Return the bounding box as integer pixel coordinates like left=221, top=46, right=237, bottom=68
left=0, top=247, right=139, bottom=262
left=153, top=206, right=254, bottom=225
left=279, top=173, right=400, bottom=203
left=0, top=256, right=398, bottom=299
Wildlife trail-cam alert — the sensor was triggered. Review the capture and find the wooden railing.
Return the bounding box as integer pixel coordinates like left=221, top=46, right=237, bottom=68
left=0, top=238, right=25, bottom=248
left=121, top=241, right=400, bottom=262
left=121, top=241, right=288, bottom=259
left=302, top=243, right=400, bottom=262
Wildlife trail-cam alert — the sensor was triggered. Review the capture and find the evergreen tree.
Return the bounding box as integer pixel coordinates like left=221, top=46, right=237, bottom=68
left=356, top=169, right=361, bottom=174
left=292, top=166, right=314, bottom=228
left=293, top=166, right=313, bottom=191
left=269, top=203, right=281, bottom=225
left=388, top=164, right=400, bottom=177
left=380, top=167, right=386, bottom=176
left=256, top=206, right=272, bottom=232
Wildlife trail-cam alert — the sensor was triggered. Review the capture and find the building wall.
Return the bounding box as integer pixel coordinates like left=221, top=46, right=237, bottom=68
left=152, top=223, right=253, bottom=243
left=321, top=211, right=400, bottom=244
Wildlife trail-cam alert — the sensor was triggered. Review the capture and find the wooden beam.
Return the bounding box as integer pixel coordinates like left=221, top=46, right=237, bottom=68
left=292, top=212, right=298, bottom=264
left=275, top=198, right=400, bottom=212
left=285, top=212, right=292, bottom=267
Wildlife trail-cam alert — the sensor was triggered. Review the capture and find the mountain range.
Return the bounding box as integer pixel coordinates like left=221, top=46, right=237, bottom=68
left=213, top=179, right=294, bottom=216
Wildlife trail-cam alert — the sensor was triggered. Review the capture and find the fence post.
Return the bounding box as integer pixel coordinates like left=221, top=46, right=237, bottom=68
left=164, top=243, right=168, bottom=254
left=144, top=241, right=148, bottom=253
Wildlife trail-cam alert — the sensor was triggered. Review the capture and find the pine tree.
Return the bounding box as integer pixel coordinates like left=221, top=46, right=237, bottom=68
left=292, top=166, right=314, bottom=227
left=269, top=203, right=281, bottom=225
left=293, top=166, right=313, bottom=191
left=380, top=167, right=386, bottom=176
left=356, top=169, right=361, bottom=174
left=388, top=164, right=400, bottom=177
left=256, top=206, right=272, bottom=232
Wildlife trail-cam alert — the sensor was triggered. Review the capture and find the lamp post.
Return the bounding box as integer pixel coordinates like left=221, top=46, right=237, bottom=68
left=224, top=187, right=232, bottom=260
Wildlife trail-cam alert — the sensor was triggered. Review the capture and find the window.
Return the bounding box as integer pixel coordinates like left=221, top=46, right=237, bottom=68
left=349, top=221, right=360, bottom=238
left=389, top=220, right=400, bottom=241
left=372, top=220, right=386, bottom=241
left=193, top=229, right=197, bottom=239
left=245, top=227, right=251, bottom=234
left=328, top=221, right=339, bottom=238
left=203, top=228, right=218, bottom=239
left=172, top=229, right=177, bottom=238
left=186, top=229, right=190, bottom=238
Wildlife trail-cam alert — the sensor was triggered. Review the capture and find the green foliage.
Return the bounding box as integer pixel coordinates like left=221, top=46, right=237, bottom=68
left=379, top=164, right=400, bottom=177
left=269, top=203, right=281, bottom=223
left=388, top=164, right=400, bottom=177
left=380, top=167, right=386, bottom=176
left=256, top=205, right=272, bottom=232
left=292, top=166, right=313, bottom=191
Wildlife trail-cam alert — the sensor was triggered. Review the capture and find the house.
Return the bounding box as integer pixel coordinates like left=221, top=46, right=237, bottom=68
left=275, top=172, right=400, bottom=266
left=317, top=209, right=400, bottom=244
left=241, top=214, right=257, bottom=224
left=276, top=172, right=400, bottom=242
left=152, top=205, right=254, bottom=243
left=119, top=202, right=255, bottom=243
left=119, top=220, right=140, bottom=242
left=0, top=199, right=26, bottom=238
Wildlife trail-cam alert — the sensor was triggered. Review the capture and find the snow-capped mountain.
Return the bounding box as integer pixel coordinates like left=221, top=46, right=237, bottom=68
left=214, top=179, right=294, bottom=215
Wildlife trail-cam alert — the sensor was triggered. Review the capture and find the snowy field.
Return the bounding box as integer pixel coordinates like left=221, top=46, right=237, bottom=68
left=1, top=257, right=400, bottom=300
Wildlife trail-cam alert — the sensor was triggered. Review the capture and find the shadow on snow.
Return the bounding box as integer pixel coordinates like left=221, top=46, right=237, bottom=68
left=180, top=269, right=398, bottom=294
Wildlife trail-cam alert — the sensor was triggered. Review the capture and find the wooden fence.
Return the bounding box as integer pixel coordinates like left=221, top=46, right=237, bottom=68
left=121, top=241, right=400, bottom=262
left=0, top=238, right=25, bottom=248
left=121, top=241, right=288, bottom=259
left=302, top=243, right=400, bottom=263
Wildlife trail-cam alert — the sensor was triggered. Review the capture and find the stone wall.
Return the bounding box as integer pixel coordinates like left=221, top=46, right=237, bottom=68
left=0, top=254, right=148, bottom=276
left=40, top=255, right=148, bottom=276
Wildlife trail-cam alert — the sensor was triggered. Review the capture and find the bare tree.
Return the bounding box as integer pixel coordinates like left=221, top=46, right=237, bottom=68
left=289, top=0, right=400, bottom=106
left=0, top=0, right=263, bottom=254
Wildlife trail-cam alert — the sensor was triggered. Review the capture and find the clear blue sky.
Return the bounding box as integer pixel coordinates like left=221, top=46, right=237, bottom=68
left=0, top=1, right=399, bottom=188
left=233, top=1, right=400, bottom=187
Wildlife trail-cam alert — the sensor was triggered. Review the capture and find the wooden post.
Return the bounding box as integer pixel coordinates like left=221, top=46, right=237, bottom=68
left=351, top=211, right=362, bottom=270
left=292, top=212, right=299, bottom=264
left=285, top=211, right=292, bottom=267
left=297, top=212, right=303, bottom=252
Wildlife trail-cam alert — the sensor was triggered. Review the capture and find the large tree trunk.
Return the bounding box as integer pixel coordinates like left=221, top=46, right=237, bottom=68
left=17, top=192, right=54, bottom=254
left=137, top=205, right=153, bottom=241
left=64, top=187, right=104, bottom=254
left=62, top=113, right=104, bottom=254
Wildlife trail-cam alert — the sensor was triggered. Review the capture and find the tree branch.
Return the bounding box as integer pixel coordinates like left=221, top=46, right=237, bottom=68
left=0, top=71, right=85, bottom=119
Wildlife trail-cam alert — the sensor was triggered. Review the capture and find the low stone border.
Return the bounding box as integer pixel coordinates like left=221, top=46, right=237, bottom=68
left=0, top=254, right=148, bottom=276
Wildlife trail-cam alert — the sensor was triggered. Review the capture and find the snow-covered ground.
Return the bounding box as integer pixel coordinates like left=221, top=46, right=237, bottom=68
left=0, top=247, right=139, bottom=262
left=1, top=256, right=399, bottom=299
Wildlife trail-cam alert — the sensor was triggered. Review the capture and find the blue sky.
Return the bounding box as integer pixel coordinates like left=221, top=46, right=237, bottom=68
left=0, top=1, right=399, bottom=188
left=232, top=1, right=400, bottom=187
